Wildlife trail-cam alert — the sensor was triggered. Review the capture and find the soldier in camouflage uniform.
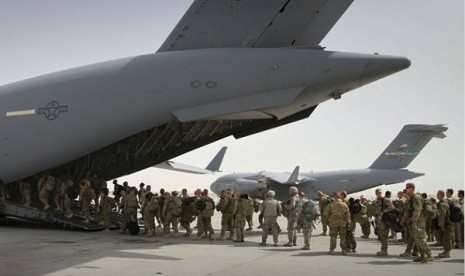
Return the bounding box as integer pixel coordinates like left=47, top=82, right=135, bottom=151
left=124, top=187, right=139, bottom=230
left=217, top=190, right=234, bottom=240
left=141, top=191, right=159, bottom=237
left=18, top=179, right=32, bottom=208
left=282, top=186, right=299, bottom=246
left=399, top=192, right=418, bottom=258
left=38, top=172, right=55, bottom=210
left=245, top=195, right=255, bottom=231
left=358, top=196, right=371, bottom=238
left=324, top=192, right=351, bottom=255
left=341, top=191, right=356, bottom=253
left=195, top=189, right=215, bottom=240
left=393, top=191, right=407, bottom=242
left=446, top=188, right=462, bottom=249
left=300, top=199, right=319, bottom=250
left=259, top=190, right=282, bottom=246
left=232, top=193, right=251, bottom=242
left=403, top=183, right=433, bottom=263
left=99, top=188, right=116, bottom=232
left=373, top=188, right=395, bottom=256
left=179, top=190, right=195, bottom=237
left=317, top=191, right=331, bottom=236
left=80, top=179, right=95, bottom=224
left=436, top=190, right=452, bottom=258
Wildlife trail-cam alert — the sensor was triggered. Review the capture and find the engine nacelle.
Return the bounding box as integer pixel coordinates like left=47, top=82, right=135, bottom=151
left=234, top=179, right=267, bottom=194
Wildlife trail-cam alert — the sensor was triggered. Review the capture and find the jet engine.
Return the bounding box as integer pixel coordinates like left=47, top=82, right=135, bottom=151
left=234, top=179, right=267, bottom=195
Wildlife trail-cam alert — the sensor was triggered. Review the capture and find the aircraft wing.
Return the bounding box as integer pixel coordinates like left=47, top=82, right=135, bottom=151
left=158, top=0, right=354, bottom=52
left=154, top=146, right=227, bottom=174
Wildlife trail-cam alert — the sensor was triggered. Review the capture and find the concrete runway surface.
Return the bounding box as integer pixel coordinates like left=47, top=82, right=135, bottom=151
left=0, top=215, right=463, bottom=276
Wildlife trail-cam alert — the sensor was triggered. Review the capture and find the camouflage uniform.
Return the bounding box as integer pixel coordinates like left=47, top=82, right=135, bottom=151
left=393, top=196, right=407, bottom=242
left=233, top=196, right=250, bottom=242
left=373, top=197, right=395, bottom=255
left=259, top=193, right=282, bottom=246
left=405, top=193, right=433, bottom=262
left=81, top=184, right=95, bottom=223
left=179, top=196, right=195, bottom=237
left=141, top=194, right=159, bottom=236
left=447, top=197, right=462, bottom=248
left=99, top=195, right=116, bottom=230
left=436, top=198, right=452, bottom=257
left=38, top=175, right=55, bottom=210
left=245, top=197, right=255, bottom=231
left=217, top=194, right=234, bottom=239
left=318, top=194, right=331, bottom=235
left=63, top=179, right=74, bottom=218
left=282, top=192, right=298, bottom=246
left=196, top=195, right=215, bottom=239
left=163, top=194, right=182, bottom=236
left=18, top=180, right=32, bottom=207
left=324, top=198, right=351, bottom=254
left=300, top=200, right=319, bottom=250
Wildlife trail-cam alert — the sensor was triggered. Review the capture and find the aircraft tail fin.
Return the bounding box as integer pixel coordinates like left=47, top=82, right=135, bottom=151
left=369, top=124, right=447, bottom=169
left=286, top=166, right=300, bottom=183
left=205, top=146, right=227, bottom=172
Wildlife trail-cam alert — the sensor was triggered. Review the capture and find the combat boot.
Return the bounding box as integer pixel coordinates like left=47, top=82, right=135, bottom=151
left=399, top=252, right=412, bottom=257
left=300, top=245, right=310, bottom=250
left=437, top=251, right=450, bottom=258
left=327, top=250, right=334, bottom=255
left=376, top=251, right=388, bottom=256
left=421, top=255, right=433, bottom=263
left=283, top=242, right=293, bottom=247
left=342, top=250, right=348, bottom=255
left=321, top=231, right=327, bottom=236
left=413, top=255, right=425, bottom=262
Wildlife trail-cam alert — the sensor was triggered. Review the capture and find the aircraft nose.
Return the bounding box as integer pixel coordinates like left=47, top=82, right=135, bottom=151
left=209, top=181, right=218, bottom=194
left=360, top=55, right=411, bottom=85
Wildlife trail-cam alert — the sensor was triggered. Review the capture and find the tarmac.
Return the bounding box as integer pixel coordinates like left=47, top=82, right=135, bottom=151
left=0, top=215, right=463, bottom=276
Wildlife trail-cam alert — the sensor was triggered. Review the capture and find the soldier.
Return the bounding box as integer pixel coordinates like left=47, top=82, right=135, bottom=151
left=203, top=189, right=216, bottom=239
left=373, top=188, right=396, bottom=256
left=138, top=183, right=146, bottom=203
left=179, top=190, right=195, bottom=237
left=245, top=194, right=255, bottom=231
left=258, top=190, right=282, bottom=246
left=124, top=187, right=139, bottom=231
left=296, top=191, right=308, bottom=233
left=99, top=188, right=116, bottom=232
left=436, top=190, right=452, bottom=258
left=119, top=189, right=128, bottom=234
left=317, top=191, right=331, bottom=236
left=446, top=188, right=462, bottom=249
left=340, top=191, right=356, bottom=253
left=38, top=172, right=55, bottom=210
left=393, top=191, right=407, bottom=242
left=17, top=179, right=32, bottom=208
left=53, top=177, right=64, bottom=212
left=141, top=191, right=159, bottom=237
left=232, top=193, right=250, bottom=242
left=422, top=193, right=435, bottom=242
left=399, top=192, right=418, bottom=258
left=217, top=190, right=234, bottom=240
left=165, top=191, right=183, bottom=237
left=112, top=179, right=123, bottom=204
left=63, top=177, right=74, bottom=219
left=404, top=183, right=433, bottom=263
left=282, top=186, right=299, bottom=246
left=358, top=196, right=371, bottom=238
left=157, top=188, right=166, bottom=228
left=300, top=198, right=319, bottom=250
left=78, top=172, right=91, bottom=207
left=80, top=179, right=95, bottom=224
left=324, top=192, right=351, bottom=255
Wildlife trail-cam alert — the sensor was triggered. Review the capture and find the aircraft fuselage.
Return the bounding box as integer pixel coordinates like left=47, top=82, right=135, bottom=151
left=0, top=48, right=410, bottom=183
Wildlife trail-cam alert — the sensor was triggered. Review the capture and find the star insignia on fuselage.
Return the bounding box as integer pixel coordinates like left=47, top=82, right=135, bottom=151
left=37, top=101, right=68, bottom=120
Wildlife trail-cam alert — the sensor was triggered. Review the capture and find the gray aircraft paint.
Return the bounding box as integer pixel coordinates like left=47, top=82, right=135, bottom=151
left=0, top=1, right=410, bottom=184
left=209, top=124, right=447, bottom=201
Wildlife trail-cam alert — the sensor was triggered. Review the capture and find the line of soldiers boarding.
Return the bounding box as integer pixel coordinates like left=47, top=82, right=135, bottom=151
left=1, top=175, right=463, bottom=263
left=317, top=183, right=464, bottom=263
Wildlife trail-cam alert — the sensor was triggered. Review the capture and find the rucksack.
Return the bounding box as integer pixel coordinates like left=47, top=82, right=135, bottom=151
left=449, top=202, right=463, bottom=223
left=423, top=201, right=437, bottom=219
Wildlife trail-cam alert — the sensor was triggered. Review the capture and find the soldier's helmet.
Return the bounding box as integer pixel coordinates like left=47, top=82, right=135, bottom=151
left=266, top=190, right=275, bottom=198
left=289, top=186, right=298, bottom=194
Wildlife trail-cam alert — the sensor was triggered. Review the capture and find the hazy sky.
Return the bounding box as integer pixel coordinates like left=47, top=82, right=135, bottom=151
left=0, top=1, right=463, bottom=196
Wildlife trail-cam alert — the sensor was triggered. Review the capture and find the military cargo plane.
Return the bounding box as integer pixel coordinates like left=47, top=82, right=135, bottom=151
left=210, top=124, right=447, bottom=200
left=0, top=0, right=410, bottom=185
